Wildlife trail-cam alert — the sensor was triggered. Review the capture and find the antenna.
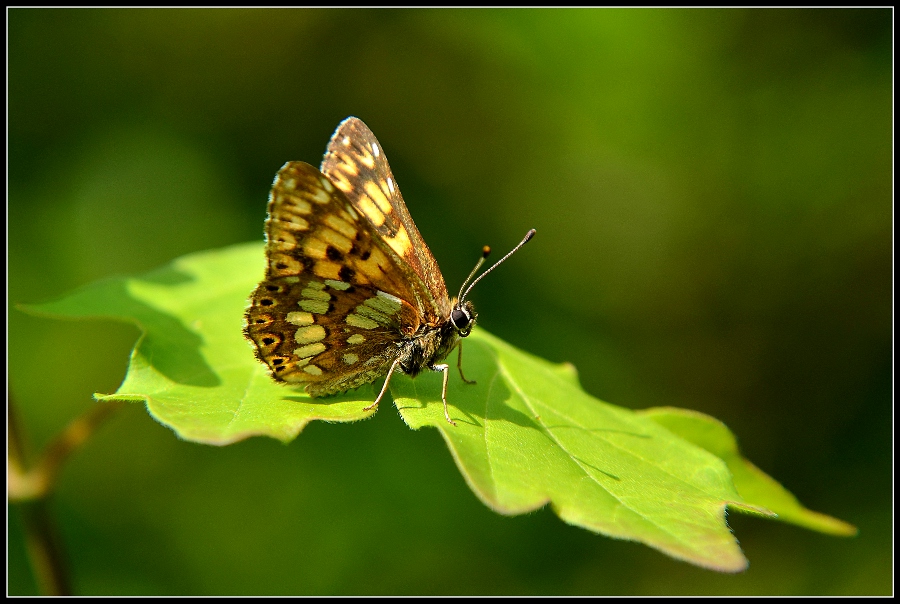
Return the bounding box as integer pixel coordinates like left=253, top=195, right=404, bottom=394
left=456, top=245, right=492, bottom=302
left=460, top=229, right=536, bottom=303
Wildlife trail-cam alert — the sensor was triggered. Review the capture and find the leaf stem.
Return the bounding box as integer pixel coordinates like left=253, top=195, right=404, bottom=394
left=15, top=499, right=72, bottom=596
left=8, top=393, right=126, bottom=595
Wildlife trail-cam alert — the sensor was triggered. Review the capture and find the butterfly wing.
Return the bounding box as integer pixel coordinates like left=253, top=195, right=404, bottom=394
left=321, top=117, right=451, bottom=321
left=245, top=161, right=424, bottom=394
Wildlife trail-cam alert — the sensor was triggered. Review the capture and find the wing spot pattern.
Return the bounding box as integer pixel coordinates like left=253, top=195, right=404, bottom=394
left=287, top=311, right=314, bottom=325
left=295, top=325, right=326, bottom=344
left=295, top=343, right=327, bottom=358
left=357, top=195, right=386, bottom=227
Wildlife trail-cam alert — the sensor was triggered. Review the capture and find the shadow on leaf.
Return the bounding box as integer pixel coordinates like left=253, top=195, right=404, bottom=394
left=20, top=271, right=220, bottom=387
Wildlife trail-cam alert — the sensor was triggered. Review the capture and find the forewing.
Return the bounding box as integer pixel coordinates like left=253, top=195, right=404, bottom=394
left=244, top=161, right=422, bottom=394
left=321, top=117, right=450, bottom=319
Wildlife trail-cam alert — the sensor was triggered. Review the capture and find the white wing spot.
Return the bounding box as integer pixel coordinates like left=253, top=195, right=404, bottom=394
left=301, top=287, right=330, bottom=301
left=355, top=305, right=390, bottom=325
left=387, top=177, right=395, bottom=194
left=282, top=197, right=312, bottom=215
left=346, top=314, right=378, bottom=330
left=286, top=311, right=314, bottom=326
left=357, top=195, right=386, bottom=226
left=371, top=142, right=380, bottom=157
left=299, top=300, right=329, bottom=314
left=376, top=290, right=403, bottom=306
left=365, top=181, right=392, bottom=213
left=324, top=279, right=351, bottom=291
left=295, top=325, right=326, bottom=344
left=295, top=343, right=326, bottom=358
left=310, top=187, right=330, bottom=204
left=361, top=291, right=402, bottom=316
left=278, top=215, right=309, bottom=230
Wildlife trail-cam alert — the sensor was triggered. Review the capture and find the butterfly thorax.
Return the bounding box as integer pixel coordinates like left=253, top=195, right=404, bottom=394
left=399, top=299, right=476, bottom=377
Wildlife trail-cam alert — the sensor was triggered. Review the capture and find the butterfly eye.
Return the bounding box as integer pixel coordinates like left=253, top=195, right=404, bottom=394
left=450, top=308, right=471, bottom=331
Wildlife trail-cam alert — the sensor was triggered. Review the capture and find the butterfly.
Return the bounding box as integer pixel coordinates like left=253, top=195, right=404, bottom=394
left=244, top=117, right=534, bottom=426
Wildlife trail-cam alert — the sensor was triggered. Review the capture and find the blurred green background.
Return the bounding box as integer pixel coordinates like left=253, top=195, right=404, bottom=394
left=7, top=8, right=891, bottom=595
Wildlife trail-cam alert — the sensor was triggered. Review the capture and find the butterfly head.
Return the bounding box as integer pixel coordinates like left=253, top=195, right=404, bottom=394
left=449, top=299, right=477, bottom=338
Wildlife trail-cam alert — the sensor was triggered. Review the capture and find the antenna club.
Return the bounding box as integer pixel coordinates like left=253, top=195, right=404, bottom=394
left=524, top=228, right=536, bottom=242
left=482, top=246, right=491, bottom=258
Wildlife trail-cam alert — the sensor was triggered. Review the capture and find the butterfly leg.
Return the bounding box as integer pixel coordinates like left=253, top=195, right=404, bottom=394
left=456, top=340, right=476, bottom=385
left=364, top=358, right=402, bottom=413
left=431, top=364, right=457, bottom=427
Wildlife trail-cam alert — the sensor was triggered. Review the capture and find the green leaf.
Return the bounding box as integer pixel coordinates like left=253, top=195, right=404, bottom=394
left=20, top=242, right=855, bottom=572
left=22, top=242, right=379, bottom=445
left=392, top=331, right=772, bottom=572
left=639, top=407, right=859, bottom=537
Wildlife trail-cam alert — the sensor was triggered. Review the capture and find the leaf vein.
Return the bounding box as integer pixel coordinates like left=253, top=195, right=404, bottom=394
left=485, top=342, right=702, bottom=546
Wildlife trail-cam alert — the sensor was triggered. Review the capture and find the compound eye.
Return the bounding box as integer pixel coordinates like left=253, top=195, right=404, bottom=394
left=450, top=308, right=470, bottom=331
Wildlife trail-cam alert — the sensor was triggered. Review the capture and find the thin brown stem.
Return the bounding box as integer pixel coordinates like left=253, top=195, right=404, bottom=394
left=8, top=398, right=126, bottom=502
left=8, top=394, right=126, bottom=595
left=17, top=499, right=72, bottom=596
